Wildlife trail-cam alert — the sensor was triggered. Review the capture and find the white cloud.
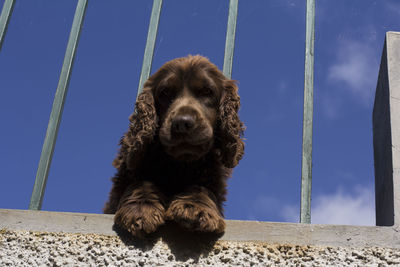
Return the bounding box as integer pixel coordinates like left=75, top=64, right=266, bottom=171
left=311, top=186, right=375, bottom=225
left=281, top=204, right=299, bottom=223
left=281, top=185, right=375, bottom=226
left=318, top=92, right=343, bottom=120
left=328, top=40, right=379, bottom=104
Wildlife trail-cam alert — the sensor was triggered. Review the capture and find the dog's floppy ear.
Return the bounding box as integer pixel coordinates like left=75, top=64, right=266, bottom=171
left=217, top=79, right=245, bottom=168
left=113, top=85, right=158, bottom=170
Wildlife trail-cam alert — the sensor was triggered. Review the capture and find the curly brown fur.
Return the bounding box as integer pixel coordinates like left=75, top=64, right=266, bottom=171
left=165, top=186, right=225, bottom=233
left=114, top=182, right=166, bottom=237
left=104, top=55, right=245, bottom=237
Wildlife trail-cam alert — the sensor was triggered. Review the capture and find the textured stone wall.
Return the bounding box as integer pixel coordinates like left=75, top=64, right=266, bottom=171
left=1, top=229, right=400, bottom=266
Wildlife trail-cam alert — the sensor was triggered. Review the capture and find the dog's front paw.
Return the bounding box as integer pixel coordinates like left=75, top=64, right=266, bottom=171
left=115, top=203, right=165, bottom=237
left=166, top=199, right=225, bottom=233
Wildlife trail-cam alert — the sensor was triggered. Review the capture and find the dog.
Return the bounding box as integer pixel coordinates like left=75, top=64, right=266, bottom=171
left=104, top=55, right=244, bottom=237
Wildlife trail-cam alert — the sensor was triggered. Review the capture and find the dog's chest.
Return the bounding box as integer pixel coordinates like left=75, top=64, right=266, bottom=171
left=139, top=158, right=215, bottom=194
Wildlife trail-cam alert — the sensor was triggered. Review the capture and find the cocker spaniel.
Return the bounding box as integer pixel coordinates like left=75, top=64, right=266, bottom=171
left=104, top=55, right=245, bottom=237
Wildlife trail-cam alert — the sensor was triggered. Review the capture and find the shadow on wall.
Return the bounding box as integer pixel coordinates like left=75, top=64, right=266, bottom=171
left=113, top=222, right=223, bottom=262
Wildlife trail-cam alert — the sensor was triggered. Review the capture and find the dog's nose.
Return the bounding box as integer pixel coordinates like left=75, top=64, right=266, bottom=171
left=171, top=115, right=195, bottom=134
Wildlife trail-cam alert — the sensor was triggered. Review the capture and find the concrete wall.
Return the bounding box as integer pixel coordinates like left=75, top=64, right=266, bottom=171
left=373, top=31, right=400, bottom=227
left=2, top=228, right=400, bottom=266
left=1, top=209, right=400, bottom=266
left=0, top=210, right=400, bottom=266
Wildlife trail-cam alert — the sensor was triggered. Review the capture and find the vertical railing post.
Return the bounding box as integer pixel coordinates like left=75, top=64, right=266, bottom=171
left=300, top=0, right=316, bottom=224
left=137, top=0, right=163, bottom=96
left=223, top=0, right=238, bottom=79
left=0, top=0, right=15, bottom=51
left=29, top=0, right=88, bottom=210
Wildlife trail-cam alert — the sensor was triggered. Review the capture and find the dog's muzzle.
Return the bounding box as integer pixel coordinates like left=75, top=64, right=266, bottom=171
left=159, top=108, right=213, bottom=161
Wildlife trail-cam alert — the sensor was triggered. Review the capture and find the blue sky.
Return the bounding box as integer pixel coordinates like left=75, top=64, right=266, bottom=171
left=1, top=0, right=399, bottom=225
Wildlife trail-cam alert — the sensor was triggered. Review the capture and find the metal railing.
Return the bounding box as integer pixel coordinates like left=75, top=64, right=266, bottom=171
left=0, top=0, right=315, bottom=223
left=300, top=0, right=315, bottom=224
left=0, top=0, right=14, bottom=50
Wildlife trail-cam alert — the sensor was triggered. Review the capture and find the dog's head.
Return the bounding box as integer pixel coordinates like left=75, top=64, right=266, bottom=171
left=115, top=55, right=244, bottom=169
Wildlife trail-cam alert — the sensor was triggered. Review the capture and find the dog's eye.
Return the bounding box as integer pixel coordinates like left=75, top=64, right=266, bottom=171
left=158, top=87, right=175, bottom=102
left=199, top=87, right=213, bottom=97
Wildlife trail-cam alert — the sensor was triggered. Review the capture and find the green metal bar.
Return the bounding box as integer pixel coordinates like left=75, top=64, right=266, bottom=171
left=300, top=0, right=316, bottom=224
left=29, top=0, right=88, bottom=210
left=223, top=0, right=238, bottom=79
left=137, top=0, right=163, bottom=95
left=0, top=0, right=14, bottom=51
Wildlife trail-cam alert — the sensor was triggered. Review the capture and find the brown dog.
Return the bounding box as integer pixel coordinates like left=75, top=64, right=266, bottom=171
left=104, top=55, right=244, bottom=237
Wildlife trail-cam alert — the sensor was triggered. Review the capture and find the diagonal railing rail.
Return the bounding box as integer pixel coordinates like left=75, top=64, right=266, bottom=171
left=0, top=0, right=14, bottom=51
left=223, top=0, right=238, bottom=79
left=137, top=0, right=163, bottom=96
left=29, top=0, right=88, bottom=210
